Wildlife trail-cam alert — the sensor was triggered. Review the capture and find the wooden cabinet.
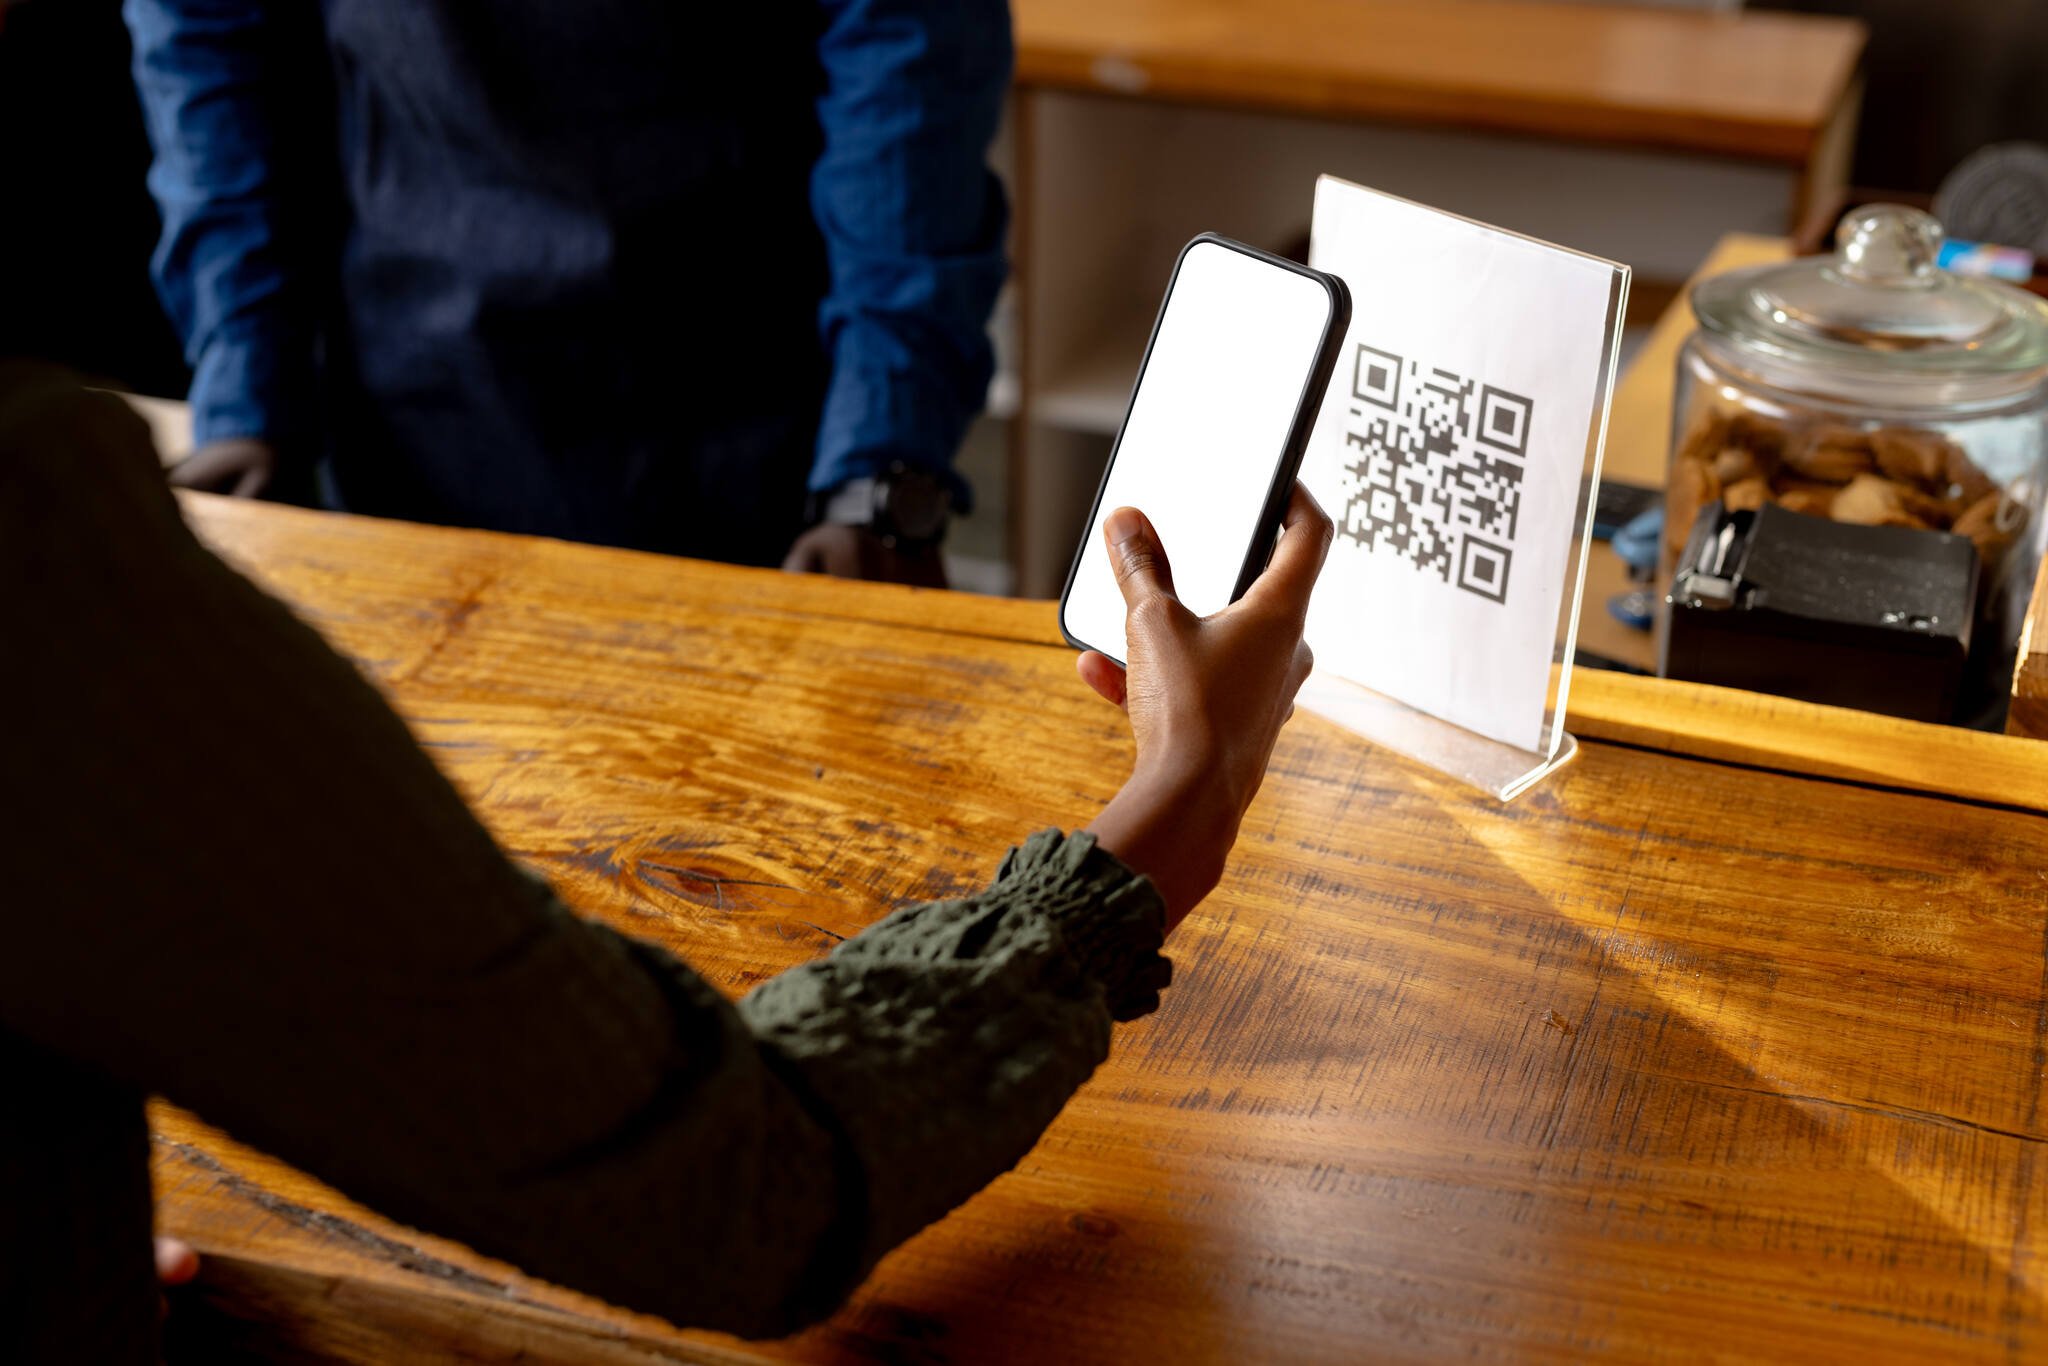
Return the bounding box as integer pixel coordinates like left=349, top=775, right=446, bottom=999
left=998, top=0, right=1868, bottom=595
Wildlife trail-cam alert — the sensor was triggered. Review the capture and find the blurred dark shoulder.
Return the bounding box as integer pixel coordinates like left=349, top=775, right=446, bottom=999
left=0, top=360, right=161, bottom=499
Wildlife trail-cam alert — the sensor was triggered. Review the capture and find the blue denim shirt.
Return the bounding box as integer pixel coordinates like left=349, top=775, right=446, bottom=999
left=125, top=0, right=1009, bottom=553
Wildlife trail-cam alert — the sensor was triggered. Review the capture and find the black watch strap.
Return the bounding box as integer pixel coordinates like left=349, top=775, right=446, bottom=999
left=816, top=462, right=953, bottom=550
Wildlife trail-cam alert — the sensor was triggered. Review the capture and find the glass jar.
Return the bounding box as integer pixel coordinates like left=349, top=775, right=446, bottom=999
left=1666, top=205, right=2048, bottom=700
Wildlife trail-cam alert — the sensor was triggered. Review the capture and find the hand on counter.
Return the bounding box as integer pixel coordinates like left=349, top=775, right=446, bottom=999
left=168, top=437, right=275, bottom=498
left=1083, top=483, right=1332, bottom=930
left=781, top=521, right=949, bottom=588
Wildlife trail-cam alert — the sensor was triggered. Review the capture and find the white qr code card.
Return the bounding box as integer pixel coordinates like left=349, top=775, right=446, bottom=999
left=1302, top=175, right=1627, bottom=759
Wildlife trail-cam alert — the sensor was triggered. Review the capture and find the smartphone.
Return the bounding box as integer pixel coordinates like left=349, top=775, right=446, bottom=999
left=1059, top=234, right=1350, bottom=664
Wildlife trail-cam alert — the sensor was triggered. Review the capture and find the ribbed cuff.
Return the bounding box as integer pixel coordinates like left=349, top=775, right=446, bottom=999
left=994, top=829, right=1171, bottom=1022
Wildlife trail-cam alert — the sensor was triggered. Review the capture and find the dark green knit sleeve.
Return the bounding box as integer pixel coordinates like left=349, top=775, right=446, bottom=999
left=737, top=828, right=1171, bottom=1307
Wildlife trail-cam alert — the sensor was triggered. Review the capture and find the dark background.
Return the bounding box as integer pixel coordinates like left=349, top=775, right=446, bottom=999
left=3, top=0, right=2042, bottom=397
left=0, top=0, right=186, bottom=393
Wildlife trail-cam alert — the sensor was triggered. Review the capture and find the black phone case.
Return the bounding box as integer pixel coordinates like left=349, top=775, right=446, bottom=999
left=1057, top=233, right=1352, bottom=662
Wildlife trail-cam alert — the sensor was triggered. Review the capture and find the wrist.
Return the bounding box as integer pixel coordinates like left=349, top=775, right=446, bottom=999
left=1086, top=757, right=1242, bottom=930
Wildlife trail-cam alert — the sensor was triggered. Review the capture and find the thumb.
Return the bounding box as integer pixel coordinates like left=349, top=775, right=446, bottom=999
left=1103, top=506, right=1175, bottom=607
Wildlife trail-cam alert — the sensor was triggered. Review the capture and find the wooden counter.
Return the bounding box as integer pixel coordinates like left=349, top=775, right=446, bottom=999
left=153, top=493, right=2048, bottom=1363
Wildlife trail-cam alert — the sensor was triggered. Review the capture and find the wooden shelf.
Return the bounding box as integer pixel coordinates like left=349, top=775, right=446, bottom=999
left=986, top=371, right=1021, bottom=422
left=1031, top=309, right=1151, bottom=435
left=1014, top=0, right=1867, bottom=164
left=984, top=284, right=1022, bottom=421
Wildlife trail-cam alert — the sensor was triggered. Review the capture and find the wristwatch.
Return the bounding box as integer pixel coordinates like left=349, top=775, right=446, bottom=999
left=816, top=461, right=954, bottom=551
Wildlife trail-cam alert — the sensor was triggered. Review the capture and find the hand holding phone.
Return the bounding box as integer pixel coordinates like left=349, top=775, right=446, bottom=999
left=1058, top=234, right=1347, bottom=925
left=1060, top=234, right=1350, bottom=663
left=1080, top=483, right=1335, bottom=929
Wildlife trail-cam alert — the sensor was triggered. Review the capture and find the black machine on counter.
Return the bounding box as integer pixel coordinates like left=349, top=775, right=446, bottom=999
left=1662, top=501, right=1980, bottom=723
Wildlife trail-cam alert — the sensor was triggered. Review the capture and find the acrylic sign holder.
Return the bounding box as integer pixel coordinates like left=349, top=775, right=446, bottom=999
left=1297, top=177, right=1630, bottom=802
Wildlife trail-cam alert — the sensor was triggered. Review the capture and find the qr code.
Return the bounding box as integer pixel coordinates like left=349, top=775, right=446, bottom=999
left=1337, top=343, right=1532, bottom=604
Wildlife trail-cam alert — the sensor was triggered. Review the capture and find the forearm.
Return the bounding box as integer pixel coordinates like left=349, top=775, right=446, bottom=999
left=809, top=0, right=1012, bottom=494
left=1087, top=760, right=1241, bottom=931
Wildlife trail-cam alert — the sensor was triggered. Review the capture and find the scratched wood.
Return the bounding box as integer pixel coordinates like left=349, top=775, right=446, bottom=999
left=152, top=494, right=2048, bottom=1364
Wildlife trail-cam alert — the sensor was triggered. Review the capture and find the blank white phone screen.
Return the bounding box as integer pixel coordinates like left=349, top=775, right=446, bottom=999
left=1062, top=240, right=1335, bottom=663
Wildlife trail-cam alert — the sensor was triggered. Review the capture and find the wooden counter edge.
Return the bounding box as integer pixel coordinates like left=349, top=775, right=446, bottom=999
left=152, top=1107, right=775, bottom=1363
left=1571, top=669, right=2048, bottom=814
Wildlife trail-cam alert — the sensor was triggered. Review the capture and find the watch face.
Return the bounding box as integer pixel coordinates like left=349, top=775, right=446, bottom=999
left=880, top=468, right=950, bottom=543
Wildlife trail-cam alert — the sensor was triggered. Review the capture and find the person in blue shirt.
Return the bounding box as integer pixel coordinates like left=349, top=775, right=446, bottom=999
left=124, top=0, right=1010, bottom=583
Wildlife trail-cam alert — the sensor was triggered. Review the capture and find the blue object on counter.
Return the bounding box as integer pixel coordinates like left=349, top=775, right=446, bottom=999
left=1938, top=237, right=2036, bottom=283
left=1605, top=505, right=1663, bottom=632
left=1608, top=587, right=1657, bottom=632
left=1611, top=506, right=1663, bottom=572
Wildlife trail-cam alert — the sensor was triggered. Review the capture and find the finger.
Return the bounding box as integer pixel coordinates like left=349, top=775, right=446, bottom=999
left=230, top=462, right=271, bottom=498
left=165, top=446, right=243, bottom=492
left=781, top=535, right=826, bottom=574
left=1244, top=482, right=1334, bottom=617
left=154, top=1236, right=199, bottom=1286
left=790, top=525, right=872, bottom=580
left=1075, top=650, right=1128, bottom=708
left=1102, top=506, right=1175, bottom=607
left=170, top=439, right=275, bottom=494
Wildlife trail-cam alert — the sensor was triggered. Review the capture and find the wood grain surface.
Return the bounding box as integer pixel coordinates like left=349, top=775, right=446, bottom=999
left=1011, top=0, right=1867, bottom=164
left=154, top=494, right=2048, bottom=1364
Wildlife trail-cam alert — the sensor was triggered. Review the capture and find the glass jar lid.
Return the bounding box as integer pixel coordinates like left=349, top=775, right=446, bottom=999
left=1691, top=204, right=2048, bottom=408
